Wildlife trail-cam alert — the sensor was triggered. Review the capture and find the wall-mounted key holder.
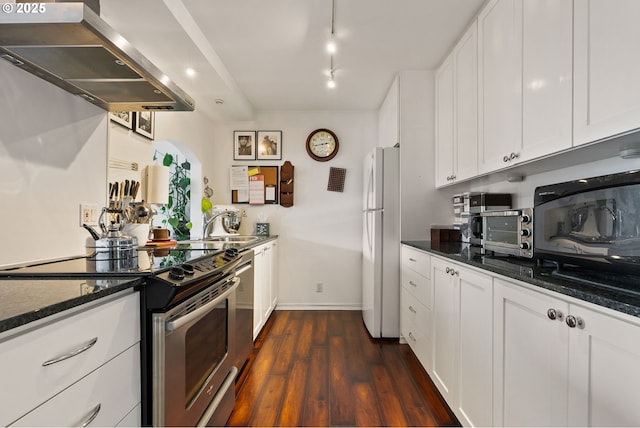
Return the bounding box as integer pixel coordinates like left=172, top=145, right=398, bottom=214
left=280, top=161, right=294, bottom=207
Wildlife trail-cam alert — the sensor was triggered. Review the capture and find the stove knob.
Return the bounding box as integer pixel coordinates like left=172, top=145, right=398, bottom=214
left=521, top=214, right=532, bottom=223
left=520, top=228, right=531, bottom=237
left=169, top=266, right=186, bottom=280
left=520, top=242, right=531, bottom=250
left=225, top=248, right=239, bottom=258
left=182, top=263, right=195, bottom=276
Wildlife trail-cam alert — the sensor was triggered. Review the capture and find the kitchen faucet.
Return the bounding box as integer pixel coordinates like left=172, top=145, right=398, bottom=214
left=202, top=211, right=235, bottom=238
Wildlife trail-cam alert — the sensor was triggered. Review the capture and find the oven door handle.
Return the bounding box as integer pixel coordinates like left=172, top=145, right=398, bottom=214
left=165, top=276, right=240, bottom=332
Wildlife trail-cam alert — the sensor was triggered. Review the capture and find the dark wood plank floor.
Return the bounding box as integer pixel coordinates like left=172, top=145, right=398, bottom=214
left=227, top=310, right=460, bottom=427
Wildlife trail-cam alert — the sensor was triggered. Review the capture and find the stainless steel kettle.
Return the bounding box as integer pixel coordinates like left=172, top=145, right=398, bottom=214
left=83, top=207, right=138, bottom=272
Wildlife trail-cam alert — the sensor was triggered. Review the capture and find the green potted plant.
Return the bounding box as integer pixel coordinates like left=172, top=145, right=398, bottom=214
left=154, top=151, right=192, bottom=240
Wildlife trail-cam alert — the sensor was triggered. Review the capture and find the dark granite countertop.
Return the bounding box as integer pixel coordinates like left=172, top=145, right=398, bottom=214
left=402, top=240, right=640, bottom=318
left=0, top=235, right=277, bottom=336
left=0, top=277, right=143, bottom=335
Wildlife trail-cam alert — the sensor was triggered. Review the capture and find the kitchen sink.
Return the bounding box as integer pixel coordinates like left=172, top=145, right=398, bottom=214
left=205, top=235, right=260, bottom=243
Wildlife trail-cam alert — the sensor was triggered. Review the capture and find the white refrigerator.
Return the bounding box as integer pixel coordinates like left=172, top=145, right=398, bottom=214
left=362, top=146, right=400, bottom=338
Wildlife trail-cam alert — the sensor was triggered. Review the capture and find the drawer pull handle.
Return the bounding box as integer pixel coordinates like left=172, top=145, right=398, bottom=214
left=78, top=403, right=101, bottom=427
left=409, top=258, right=417, bottom=262
left=42, top=337, right=98, bottom=367
left=409, top=305, right=417, bottom=314
left=409, top=280, right=417, bottom=287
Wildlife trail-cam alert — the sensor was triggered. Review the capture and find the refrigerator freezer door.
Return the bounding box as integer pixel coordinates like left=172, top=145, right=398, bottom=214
left=362, top=209, right=382, bottom=337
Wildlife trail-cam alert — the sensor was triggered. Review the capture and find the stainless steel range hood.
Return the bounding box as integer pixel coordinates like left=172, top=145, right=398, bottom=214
left=0, top=1, right=195, bottom=111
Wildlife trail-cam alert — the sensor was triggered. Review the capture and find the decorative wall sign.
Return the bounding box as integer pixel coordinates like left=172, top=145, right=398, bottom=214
left=134, top=111, right=155, bottom=139
left=233, top=131, right=256, bottom=160
left=109, top=111, right=133, bottom=129
left=257, top=131, right=282, bottom=160
left=327, top=167, right=346, bottom=192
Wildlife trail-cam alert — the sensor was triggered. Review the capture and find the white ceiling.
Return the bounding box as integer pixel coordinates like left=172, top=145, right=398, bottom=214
left=100, top=0, right=486, bottom=121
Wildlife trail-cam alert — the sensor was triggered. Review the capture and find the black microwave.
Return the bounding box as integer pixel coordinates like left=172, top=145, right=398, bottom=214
left=534, top=170, right=640, bottom=273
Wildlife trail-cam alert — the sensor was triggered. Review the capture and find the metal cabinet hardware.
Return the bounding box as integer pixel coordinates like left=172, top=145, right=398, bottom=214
left=409, top=280, right=417, bottom=287
left=547, top=308, right=564, bottom=321
left=42, top=337, right=98, bottom=367
left=408, top=332, right=416, bottom=342
left=78, top=403, right=101, bottom=427
left=502, top=152, right=521, bottom=163
left=446, top=175, right=457, bottom=181
left=445, top=267, right=458, bottom=276
left=409, top=258, right=417, bottom=262
left=409, top=305, right=417, bottom=314
left=566, top=315, right=585, bottom=329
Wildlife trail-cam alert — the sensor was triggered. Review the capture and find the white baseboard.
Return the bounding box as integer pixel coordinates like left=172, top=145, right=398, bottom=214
left=275, top=303, right=362, bottom=311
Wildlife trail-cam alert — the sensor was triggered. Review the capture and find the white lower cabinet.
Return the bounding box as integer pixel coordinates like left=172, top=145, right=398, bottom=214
left=493, top=278, right=569, bottom=426
left=431, top=257, right=493, bottom=427
left=253, top=239, right=279, bottom=339
left=11, top=345, right=140, bottom=427
left=400, top=245, right=432, bottom=369
left=494, top=277, right=640, bottom=427
left=402, top=247, right=640, bottom=427
left=0, top=290, right=141, bottom=427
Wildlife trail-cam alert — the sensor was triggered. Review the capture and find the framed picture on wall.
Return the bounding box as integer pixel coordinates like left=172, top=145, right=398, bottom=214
left=233, top=131, right=256, bottom=160
left=257, top=130, right=282, bottom=160
left=134, top=111, right=155, bottom=139
left=109, top=111, right=133, bottom=129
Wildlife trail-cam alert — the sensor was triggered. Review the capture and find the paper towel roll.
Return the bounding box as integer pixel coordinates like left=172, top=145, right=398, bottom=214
left=144, top=165, right=170, bottom=204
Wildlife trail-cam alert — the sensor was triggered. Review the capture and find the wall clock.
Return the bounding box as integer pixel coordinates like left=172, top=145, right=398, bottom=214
left=306, top=128, right=339, bottom=162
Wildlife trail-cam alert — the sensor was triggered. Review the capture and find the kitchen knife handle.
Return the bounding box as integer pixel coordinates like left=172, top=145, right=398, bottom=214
left=132, top=181, right=140, bottom=199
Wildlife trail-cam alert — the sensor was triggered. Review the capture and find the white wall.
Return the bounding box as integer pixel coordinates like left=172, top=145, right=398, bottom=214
left=0, top=61, right=107, bottom=266
left=211, top=111, right=377, bottom=309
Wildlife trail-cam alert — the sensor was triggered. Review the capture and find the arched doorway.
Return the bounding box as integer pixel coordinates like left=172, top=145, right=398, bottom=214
left=151, top=139, right=203, bottom=240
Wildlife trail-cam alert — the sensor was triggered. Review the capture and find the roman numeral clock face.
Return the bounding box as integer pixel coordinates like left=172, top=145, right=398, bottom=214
left=306, top=129, right=339, bottom=162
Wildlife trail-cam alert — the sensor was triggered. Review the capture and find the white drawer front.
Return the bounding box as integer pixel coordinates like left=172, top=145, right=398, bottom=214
left=402, top=246, right=431, bottom=278
left=11, top=345, right=141, bottom=427
left=401, top=286, right=430, bottom=327
left=0, top=292, right=140, bottom=426
left=402, top=267, right=432, bottom=308
left=401, top=289, right=432, bottom=370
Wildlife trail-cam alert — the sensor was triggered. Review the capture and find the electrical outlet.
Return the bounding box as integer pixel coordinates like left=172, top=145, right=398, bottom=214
left=80, top=204, right=101, bottom=226
left=316, top=282, right=323, bottom=293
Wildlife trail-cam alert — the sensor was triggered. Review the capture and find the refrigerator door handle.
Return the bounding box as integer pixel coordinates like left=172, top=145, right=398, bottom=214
left=365, top=161, right=374, bottom=210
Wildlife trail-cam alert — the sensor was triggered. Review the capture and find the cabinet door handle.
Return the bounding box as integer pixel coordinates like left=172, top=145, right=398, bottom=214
left=547, top=308, right=564, bottom=321
left=78, top=403, right=101, bottom=427
left=409, top=258, right=417, bottom=262
left=566, top=315, right=585, bottom=329
left=409, top=280, right=417, bottom=287
left=409, top=305, right=417, bottom=314
left=503, top=154, right=510, bottom=163
left=42, top=337, right=98, bottom=367
left=408, top=332, right=416, bottom=342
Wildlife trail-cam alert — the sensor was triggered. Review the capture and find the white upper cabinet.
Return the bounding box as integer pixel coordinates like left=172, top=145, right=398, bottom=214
left=454, top=22, right=479, bottom=183
left=378, top=76, right=400, bottom=148
left=574, top=0, right=640, bottom=146
left=521, top=0, right=573, bottom=159
left=435, top=55, right=455, bottom=187
left=435, top=22, right=479, bottom=188
left=478, top=0, right=523, bottom=174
